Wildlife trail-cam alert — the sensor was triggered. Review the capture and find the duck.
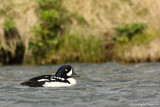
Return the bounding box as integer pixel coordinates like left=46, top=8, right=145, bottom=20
left=21, top=65, right=79, bottom=87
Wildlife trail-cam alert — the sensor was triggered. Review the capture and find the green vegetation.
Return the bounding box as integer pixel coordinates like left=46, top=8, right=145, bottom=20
left=114, top=23, right=157, bottom=46
left=29, top=0, right=64, bottom=64
left=0, top=19, right=16, bottom=52
left=0, top=43, right=2, bottom=50
left=114, top=23, right=148, bottom=43
left=29, top=0, right=105, bottom=64
left=4, top=19, right=16, bottom=32
left=1, top=0, right=160, bottom=64
left=130, top=30, right=157, bottom=45
left=0, top=18, right=25, bottom=65
left=114, top=25, right=159, bottom=63
left=57, top=33, right=104, bottom=63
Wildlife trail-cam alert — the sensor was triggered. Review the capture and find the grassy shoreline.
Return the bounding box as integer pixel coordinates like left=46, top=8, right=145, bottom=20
left=0, top=0, right=160, bottom=65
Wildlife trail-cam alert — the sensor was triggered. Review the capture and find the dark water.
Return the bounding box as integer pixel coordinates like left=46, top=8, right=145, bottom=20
left=0, top=62, right=160, bottom=107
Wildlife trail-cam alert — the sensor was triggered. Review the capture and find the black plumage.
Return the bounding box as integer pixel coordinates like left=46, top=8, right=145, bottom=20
left=21, top=65, right=78, bottom=87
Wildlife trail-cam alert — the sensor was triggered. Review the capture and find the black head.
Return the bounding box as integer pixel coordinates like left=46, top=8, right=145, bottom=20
left=55, top=65, right=78, bottom=78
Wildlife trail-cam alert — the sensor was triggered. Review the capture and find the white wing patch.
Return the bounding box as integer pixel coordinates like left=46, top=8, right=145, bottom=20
left=50, top=78, right=56, bottom=80
left=61, top=78, right=65, bottom=81
left=38, top=79, right=49, bottom=82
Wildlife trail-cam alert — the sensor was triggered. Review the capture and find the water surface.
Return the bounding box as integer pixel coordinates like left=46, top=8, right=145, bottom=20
left=0, top=62, right=160, bottom=107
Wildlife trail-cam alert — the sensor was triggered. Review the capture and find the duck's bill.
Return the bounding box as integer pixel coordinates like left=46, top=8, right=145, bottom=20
left=71, top=72, right=79, bottom=78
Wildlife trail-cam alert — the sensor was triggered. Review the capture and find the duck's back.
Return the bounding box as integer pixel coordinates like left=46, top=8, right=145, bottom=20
left=21, top=75, right=76, bottom=87
left=21, top=75, right=52, bottom=87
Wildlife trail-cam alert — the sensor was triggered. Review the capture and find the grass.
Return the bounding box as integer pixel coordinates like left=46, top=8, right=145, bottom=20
left=3, top=19, right=16, bottom=32
left=32, top=32, right=105, bottom=64
left=28, top=0, right=105, bottom=64
left=57, top=33, right=105, bottom=63
left=63, top=0, right=160, bottom=34
left=1, top=0, right=160, bottom=64
left=114, top=29, right=159, bottom=63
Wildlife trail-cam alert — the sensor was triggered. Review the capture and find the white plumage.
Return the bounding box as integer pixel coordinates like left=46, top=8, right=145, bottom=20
left=43, top=78, right=76, bottom=87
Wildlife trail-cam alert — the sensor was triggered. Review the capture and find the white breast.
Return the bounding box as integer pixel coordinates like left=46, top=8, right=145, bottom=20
left=67, top=78, right=76, bottom=85
left=43, top=78, right=76, bottom=87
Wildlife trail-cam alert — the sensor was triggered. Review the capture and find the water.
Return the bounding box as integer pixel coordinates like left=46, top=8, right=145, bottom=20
left=0, top=62, right=160, bottom=107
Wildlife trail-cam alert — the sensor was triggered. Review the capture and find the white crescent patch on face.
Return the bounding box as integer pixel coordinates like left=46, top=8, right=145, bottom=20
left=67, top=69, right=73, bottom=76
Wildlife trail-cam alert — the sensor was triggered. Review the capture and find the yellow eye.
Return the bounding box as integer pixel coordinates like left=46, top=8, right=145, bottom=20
left=65, top=69, right=68, bottom=71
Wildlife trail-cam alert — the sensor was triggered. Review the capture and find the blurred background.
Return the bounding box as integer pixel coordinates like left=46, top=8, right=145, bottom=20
left=0, top=0, right=160, bottom=65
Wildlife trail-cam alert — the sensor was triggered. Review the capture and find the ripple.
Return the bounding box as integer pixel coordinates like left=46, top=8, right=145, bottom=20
left=0, top=63, right=160, bottom=107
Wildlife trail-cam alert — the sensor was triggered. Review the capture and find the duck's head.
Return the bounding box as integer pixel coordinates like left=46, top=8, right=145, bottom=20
left=55, top=65, right=79, bottom=78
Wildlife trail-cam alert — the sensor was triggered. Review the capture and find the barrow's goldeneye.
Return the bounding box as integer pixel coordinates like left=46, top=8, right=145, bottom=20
left=21, top=65, right=79, bottom=87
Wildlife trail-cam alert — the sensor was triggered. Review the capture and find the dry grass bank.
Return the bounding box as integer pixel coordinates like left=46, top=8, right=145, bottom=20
left=63, top=0, right=160, bottom=35
left=0, top=0, right=37, bottom=53
left=63, top=0, right=160, bottom=63
left=115, top=38, right=160, bottom=63
left=64, top=0, right=160, bottom=62
left=0, top=0, right=160, bottom=64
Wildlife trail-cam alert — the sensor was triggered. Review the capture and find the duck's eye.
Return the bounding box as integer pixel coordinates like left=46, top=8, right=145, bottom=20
left=65, top=69, right=68, bottom=71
